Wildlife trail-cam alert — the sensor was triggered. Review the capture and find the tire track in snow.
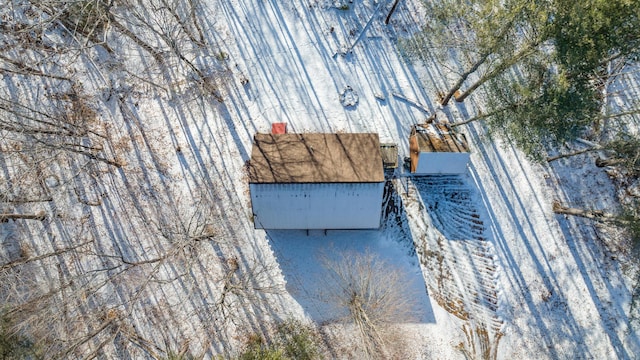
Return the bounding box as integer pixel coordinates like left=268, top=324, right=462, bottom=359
left=396, top=175, right=504, bottom=354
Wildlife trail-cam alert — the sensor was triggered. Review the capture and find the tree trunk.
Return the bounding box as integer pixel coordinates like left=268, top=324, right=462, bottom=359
left=392, top=92, right=431, bottom=114
left=385, top=0, right=401, bottom=25
left=0, top=212, right=46, bottom=222
left=455, top=44, right=538, bottom=102
left=188, top=0, right=206, bottom=45
left=451, top=102, right=522, bottom=128
left=596, top=157, right=625, bottom=167
left=439, top=17, right=525, bottom=106
left=454, top=74, right=485, bottom=103
left=440, top=52, right=490, bottom=106
left=547, top=147, right=600, bottom=162
left=108, top=16, right=165, bottom=66
left=552, top=201, right=617, bottom=222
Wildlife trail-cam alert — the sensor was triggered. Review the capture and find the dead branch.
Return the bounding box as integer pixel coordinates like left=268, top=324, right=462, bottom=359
left=210, top=254, right=285, bottom=325
left=31, top=2, right=114, bottom=53
left=0, top=196, right=53, bottom=203
left=160, top=0, right=204, bottom=46
left=58, top=316, right=117, bottom=359
left=392, top=92, right=432, bottom=115
left=0, top=54, right=71, bottom=81
left=52, top=143, right=123, bottom=168
left=596, top=157, right=627, bottom=168
left=547, top=146, right=601, bottom=162
left=73, top=187, right=104, bottom=206
left=119, top=328, right=164, bottom=359
left=108, top=16, right=165, bottom=66
left=1, top=240, right=93, bottom=271
left=188, top=0, right=206, bottom=45
left=0, top=211, right=46, bottom=222
left=552, top=201, right=618, bottom=222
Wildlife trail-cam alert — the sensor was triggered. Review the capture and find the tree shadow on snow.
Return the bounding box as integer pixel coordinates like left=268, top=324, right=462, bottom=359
left=265, top=180, right=435, bottom=325
left=453, top=104, right=639, bottom=358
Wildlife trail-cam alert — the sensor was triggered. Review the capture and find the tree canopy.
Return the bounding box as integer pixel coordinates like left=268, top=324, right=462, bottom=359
left=414, top=0, right=640, bottom=159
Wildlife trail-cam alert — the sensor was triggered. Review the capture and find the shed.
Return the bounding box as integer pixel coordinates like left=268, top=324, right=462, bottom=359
left=248, top=133, right=385, bottom=229
left=380, top=143, right=398, bottom=169
left=409, top=123, right=470, bottom=174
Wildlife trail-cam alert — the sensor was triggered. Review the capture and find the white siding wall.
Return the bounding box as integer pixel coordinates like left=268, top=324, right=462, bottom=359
left=250, top=182, right=385, bottom=229
left=415, top=152, right=470, bottom=174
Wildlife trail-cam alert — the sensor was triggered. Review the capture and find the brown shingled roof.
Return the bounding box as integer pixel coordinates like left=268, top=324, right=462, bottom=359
left=410, top=123, right=469, bottom=153
left=248, top=133, right=384, bottom=183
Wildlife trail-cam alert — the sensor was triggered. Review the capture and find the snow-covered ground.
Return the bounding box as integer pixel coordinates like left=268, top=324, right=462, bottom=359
left=2, top=0, right=639, bottom=358
left=209, top=0, right=640, bottom=357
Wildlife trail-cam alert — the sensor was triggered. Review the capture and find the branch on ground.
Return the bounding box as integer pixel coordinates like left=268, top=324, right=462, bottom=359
left=0, top=211, right=46, bottom=222
left=552, top=201, right=618, bottom=222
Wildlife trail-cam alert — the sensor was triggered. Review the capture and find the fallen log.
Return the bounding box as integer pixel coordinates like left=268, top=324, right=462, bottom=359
left=552, top=202, right=617, bottom=222
left=0, top=211, right=46, bottom=222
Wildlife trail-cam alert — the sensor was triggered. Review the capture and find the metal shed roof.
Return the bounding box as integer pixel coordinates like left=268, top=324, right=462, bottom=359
left=248, top=133, right=385, bottom=183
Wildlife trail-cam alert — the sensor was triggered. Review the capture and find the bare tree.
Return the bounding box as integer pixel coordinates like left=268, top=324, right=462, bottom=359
left=456, top=322, right=503, bottom=360
left=0, top=1, right=269, bottom=358
left=1, top=193, right=218, bottom=357
left=320, top=250, right=417, bottom=359
left=203, top=252, right=285, bottom=328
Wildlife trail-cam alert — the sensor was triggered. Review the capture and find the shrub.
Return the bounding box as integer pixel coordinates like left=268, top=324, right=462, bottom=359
left=236, top=320, right=323, bottom=360
left=237, top=334, right=285, bottom=360
left=274, top=320, right=321, bottom=360
left=0, top=312, right=36, bottom=360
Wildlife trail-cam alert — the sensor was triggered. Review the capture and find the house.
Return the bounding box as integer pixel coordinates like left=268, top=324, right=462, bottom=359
left=408, top=123, right=470, bottom=174
left=248, top=132, right=385, bottom=230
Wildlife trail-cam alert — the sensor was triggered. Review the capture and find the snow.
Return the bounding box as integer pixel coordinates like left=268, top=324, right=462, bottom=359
left=268, top=228, right=433, bottom=323
left=2, top=0, right=639, bottom=358
left=212, top=0, right=640, bottom=357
